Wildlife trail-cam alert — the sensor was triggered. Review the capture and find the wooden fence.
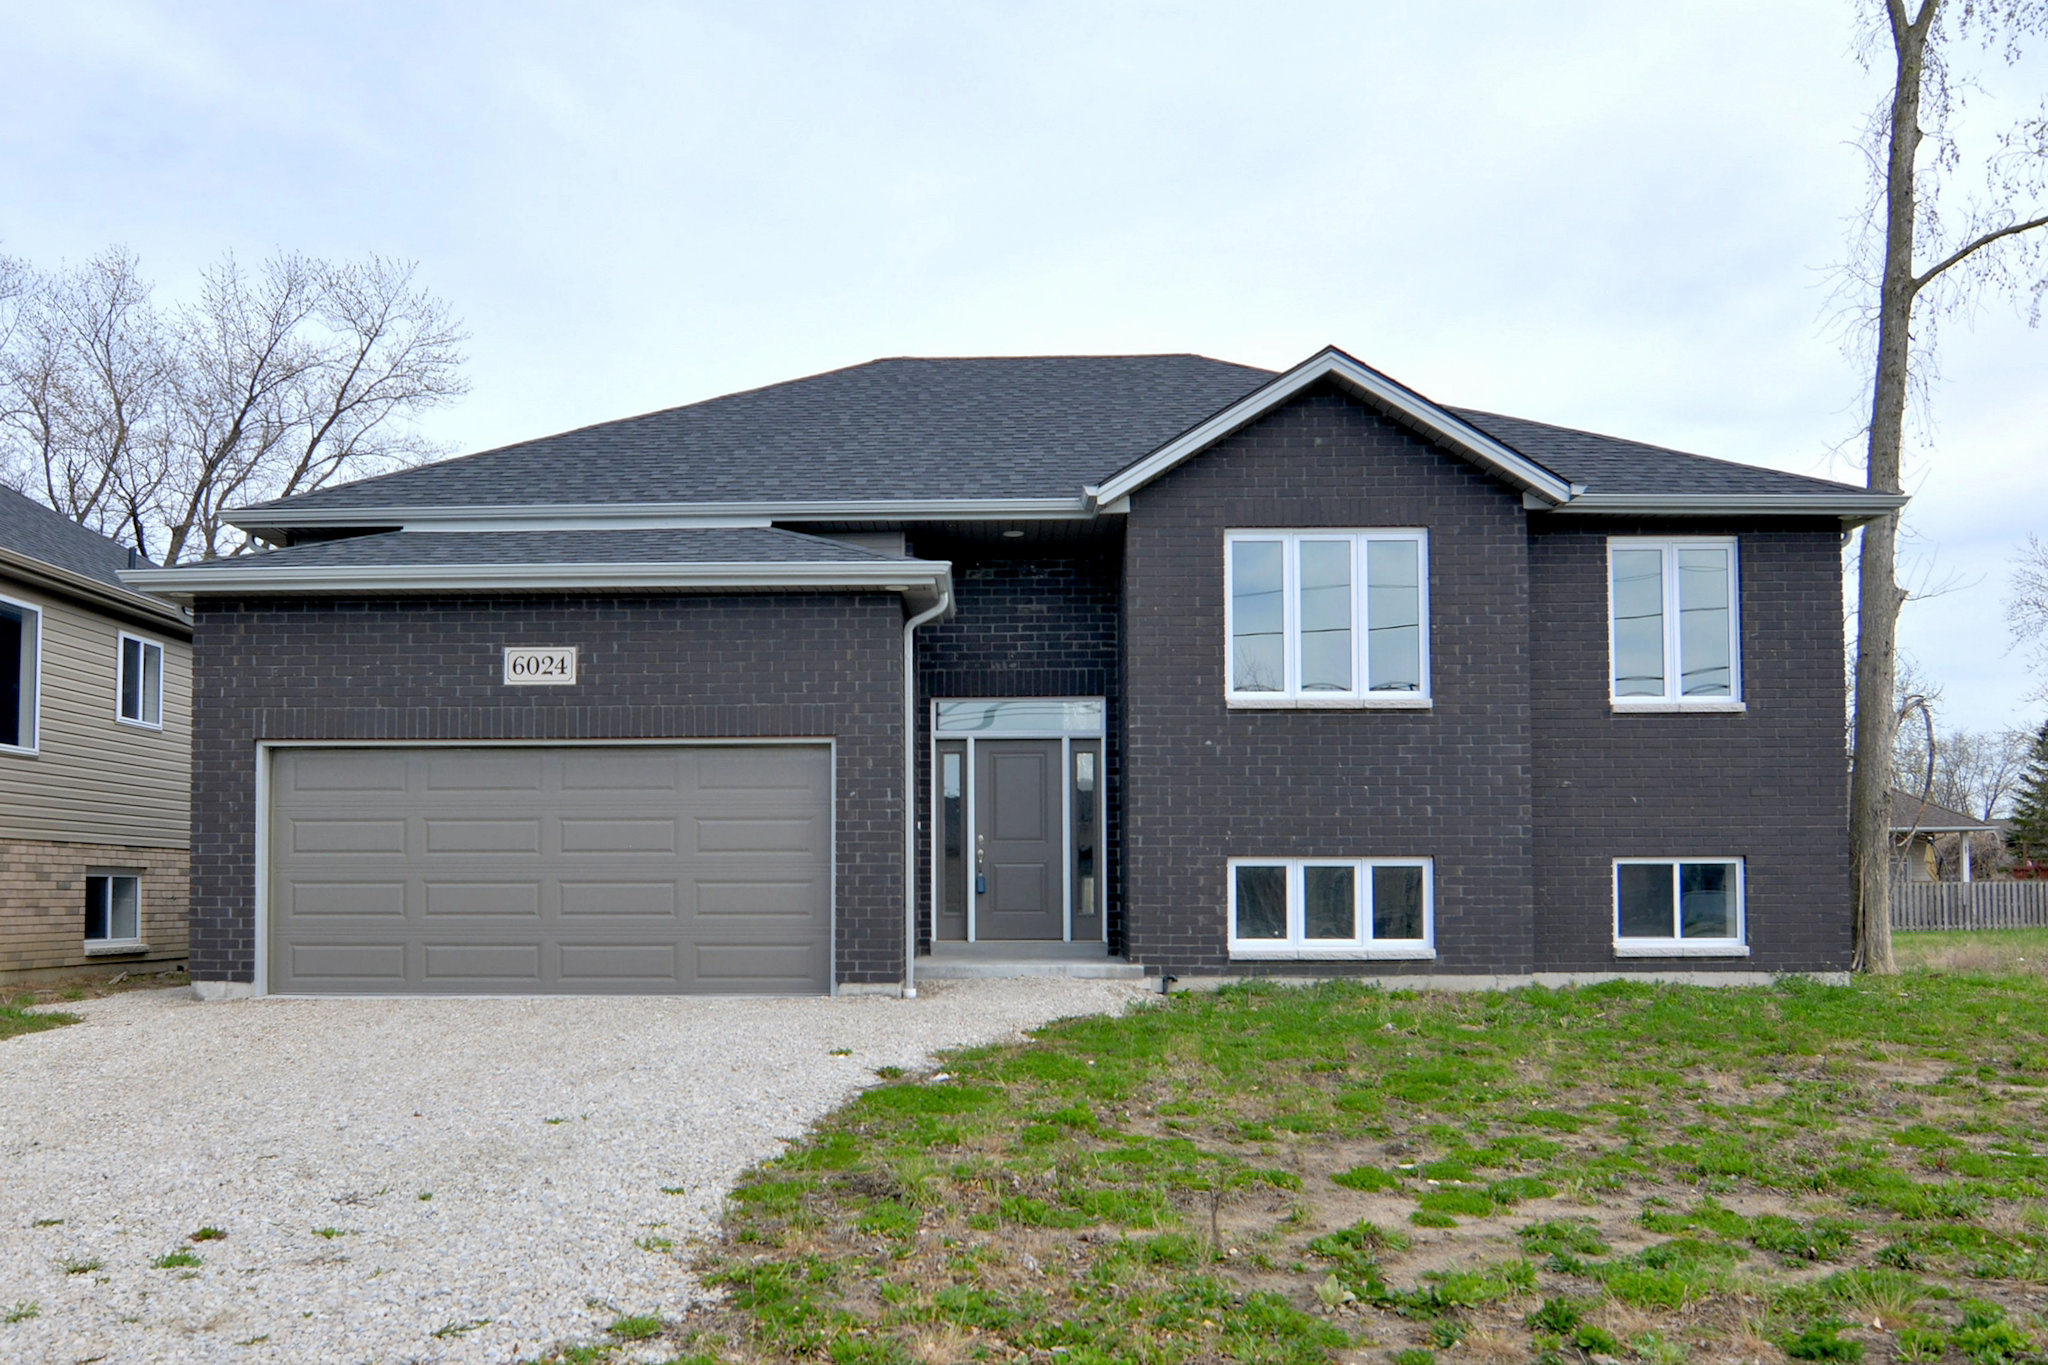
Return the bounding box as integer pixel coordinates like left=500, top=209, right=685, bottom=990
left=1892, top=879, right=2048, bottom=931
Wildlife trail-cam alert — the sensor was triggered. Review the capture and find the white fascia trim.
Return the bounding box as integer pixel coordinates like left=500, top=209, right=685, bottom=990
left=120, top=559, right=955, bottom=603
left=1538, top=492, right=1910, bottom=519
left=227, top=497, right=1094, bottom=534
left=1088, top=346, right=1576, bottom=507
left=403, top=514, right=776, bottom=532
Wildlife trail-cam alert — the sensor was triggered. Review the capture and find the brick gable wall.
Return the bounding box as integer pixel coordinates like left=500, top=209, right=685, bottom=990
left=1121, top=386, right=1537, bottom=976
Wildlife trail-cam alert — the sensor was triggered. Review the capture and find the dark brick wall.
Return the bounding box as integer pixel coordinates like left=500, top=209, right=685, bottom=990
left=906, top=542, right=1124, bottom=953
left=189, top=593, right=906, bottom=986
left=1528, top=517, right=1851, bottom=972
left=1121, top=387, right=1536, bottom=977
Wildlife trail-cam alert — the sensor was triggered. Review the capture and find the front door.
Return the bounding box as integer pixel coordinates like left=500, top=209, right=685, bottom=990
left=975, top=739, right=1064, bottom=940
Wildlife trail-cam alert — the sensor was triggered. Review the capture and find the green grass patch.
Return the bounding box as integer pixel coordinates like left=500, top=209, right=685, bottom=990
left=0, top=996, right=79, bottom=1042
left=675, top=949, right=2048, bottom=1365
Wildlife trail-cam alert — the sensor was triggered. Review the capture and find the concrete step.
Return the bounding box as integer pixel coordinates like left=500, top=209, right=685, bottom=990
left=917, top=941, right=1148, bottom=981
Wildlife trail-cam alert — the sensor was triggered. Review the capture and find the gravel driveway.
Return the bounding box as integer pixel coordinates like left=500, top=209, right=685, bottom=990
left=0, top=979, right=1144, bottom=1364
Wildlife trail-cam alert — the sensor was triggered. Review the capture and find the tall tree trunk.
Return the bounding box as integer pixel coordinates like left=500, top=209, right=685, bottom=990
left=1851, top=0, right=1934, bottom=974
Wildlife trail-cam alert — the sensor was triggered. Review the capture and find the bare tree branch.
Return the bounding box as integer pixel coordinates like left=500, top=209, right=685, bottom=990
left=1913, top=210, right=2048, bottom=291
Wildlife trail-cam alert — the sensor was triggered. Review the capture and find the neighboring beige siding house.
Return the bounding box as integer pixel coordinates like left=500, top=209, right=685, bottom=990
left=1, top=488, right=191, bottom=982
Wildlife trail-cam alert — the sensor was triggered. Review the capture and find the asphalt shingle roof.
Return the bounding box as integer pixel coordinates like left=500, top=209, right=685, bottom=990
left=168, top=527, right=910, bottom=571
left=241, top=354, right=1874, bottom=520
left=0, top=486, right=146, bottom=588
left=256, top=356, right=1275, bottom=514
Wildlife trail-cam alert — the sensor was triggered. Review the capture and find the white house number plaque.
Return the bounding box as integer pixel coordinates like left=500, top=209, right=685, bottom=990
left=503, top=646, right=578, bottom=685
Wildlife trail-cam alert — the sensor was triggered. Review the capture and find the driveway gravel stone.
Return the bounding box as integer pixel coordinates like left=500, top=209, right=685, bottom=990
left=0, top=979, right=1144, bottom=1364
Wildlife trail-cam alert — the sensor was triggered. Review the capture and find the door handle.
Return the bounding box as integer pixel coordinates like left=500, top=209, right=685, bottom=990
left=976, top=834, right=986, bottom=895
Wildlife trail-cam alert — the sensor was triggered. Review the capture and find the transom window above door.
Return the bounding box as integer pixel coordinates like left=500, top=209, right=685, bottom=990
left=1225, top=530, right=1429, bottom=706
left=1608, top=538, right=1741, bottom=708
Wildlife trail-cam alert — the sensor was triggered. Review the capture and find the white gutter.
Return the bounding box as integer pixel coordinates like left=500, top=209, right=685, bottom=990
left=900, top=584, right=953, bottom=1000
left=227, top=497, right=1095, bottom=536
left=120, top=558, right=953, bottom=608
left=1532, top=491, right=1909, bottom=523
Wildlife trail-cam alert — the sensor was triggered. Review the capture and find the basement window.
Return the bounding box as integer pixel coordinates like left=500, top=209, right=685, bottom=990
left=85, top=872, right=143, bottom=950
left=1227, top=858, right=1435, bottom=959
left=1613, top=859, right=1747, bottom=957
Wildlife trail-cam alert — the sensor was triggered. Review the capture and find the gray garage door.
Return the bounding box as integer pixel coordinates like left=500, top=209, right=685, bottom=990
left=268, top=745, right=831, bottom=995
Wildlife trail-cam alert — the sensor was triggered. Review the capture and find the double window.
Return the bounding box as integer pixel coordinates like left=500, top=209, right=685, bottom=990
left=0, top=594, right=38, bottom=752
left=119, top=634, right=164, bottom=728
left=1614, top=858, right=1745, bottom=956
left=1228, top=857, right=1434, bottom=958
left=85, top=872, right=142, bottom=947
left=1226, top=531, right=1428, bottom=705
left=1608, top=538, right=1740, bottom=706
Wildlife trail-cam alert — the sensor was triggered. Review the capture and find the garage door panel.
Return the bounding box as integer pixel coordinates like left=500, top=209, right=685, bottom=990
left=288, top=751, right=412, bottom=793
left=698, top=880, right=819, bottom=918
left=700, top=746, right=827, bottom=790
left=424, top=818, right=542, bottom=854
left=426, top=751, right=546, bottom=791
left=696, top=942, right=823, bottom=988
left=423, top=942, right=543, bottom=982
left=290, top=882, right=408, bottom=918
left=270, top=745, right=829, bottom=995
left=560, top=749, right=681, bottom=791
left=696, top=815, right=816, bottom=854
left=291, top=818, right=408, bottom=855
left=557, top=943, right=680, bottom=983
left=561, top=881, right=680, bottom=917
left=290, top=942, right=408, bottom=981
left=558, top=817, right=678, bottom=854
left=423, top=882, right=543, bottom=918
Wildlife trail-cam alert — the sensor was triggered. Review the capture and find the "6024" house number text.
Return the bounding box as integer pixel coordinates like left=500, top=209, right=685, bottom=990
left=503, top=646, right=578, bottom=685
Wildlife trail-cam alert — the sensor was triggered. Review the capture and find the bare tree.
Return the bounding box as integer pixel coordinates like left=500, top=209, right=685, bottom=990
left=2010, top=534, right=2048, bottom=693
left=0, top=248, right=466, bottom=562
left=1896, top=719, right=2035, bottom=818
left=1845, top=0, right=2048, bottom=974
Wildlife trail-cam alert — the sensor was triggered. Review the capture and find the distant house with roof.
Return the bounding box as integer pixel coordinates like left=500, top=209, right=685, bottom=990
left=1889, top=787, right=2000, bottom=884
left=1, top=488, right=191, bottom=982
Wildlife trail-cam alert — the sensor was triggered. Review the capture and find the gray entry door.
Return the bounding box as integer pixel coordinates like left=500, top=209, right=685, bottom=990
left=268, top=745, right=831, bottom=995
left=975, top=739, right=1063, bottom=940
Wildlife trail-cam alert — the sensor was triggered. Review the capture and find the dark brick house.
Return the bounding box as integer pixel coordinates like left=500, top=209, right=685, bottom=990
left=127, top=348, right=1902, bottom=997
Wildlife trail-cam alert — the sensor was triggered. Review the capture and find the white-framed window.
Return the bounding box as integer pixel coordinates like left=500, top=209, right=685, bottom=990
left=0, top=592, right=39, bottom=753
left=118, top=633, right=165, bottom=729
left=84, top=871, right=143, bottom=948
left=1227, top=857, right=1435, bottom=959
left=1613, top=858, right=1747, bottom=957
left=1226, top=530, right=1429, bottom=707
left=1608, top=538, right=1741, bottom=708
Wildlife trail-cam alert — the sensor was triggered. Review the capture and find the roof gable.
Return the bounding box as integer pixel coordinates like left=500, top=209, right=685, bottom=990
left=1088, top=347, right=1576, bottom=507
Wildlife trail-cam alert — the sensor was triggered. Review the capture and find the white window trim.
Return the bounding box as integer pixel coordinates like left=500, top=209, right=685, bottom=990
left=116, top=631, right=166, bottom=730
left=1612, top=857, right=1749, bottom=958
left=1225, top=529, right=1432, bottom=708
left=1606, top=537, right=1744, bottom=711
left=1227, top=856, right=1436, bottom=960
left=0, top=590, right=41, bottom=756
left=83, top=871, right=146, bottom=951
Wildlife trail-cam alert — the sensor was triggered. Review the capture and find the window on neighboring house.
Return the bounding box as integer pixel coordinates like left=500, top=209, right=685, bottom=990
left=1226, top=531, right=1429, bottom=705
left=85, top=872, right=142, bottom=947
left=1227, top=857, right=1434, bottom=958
left=1613, top=858, right=1746, bottom=955
left=118, top=633, right=164, bottom=728
left=1608, top=538, right=1740, bottom=705
left=0, top=594, right=39, bottom=751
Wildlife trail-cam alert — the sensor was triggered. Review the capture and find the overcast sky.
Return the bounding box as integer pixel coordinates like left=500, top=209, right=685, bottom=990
left=4, top=1, right=2042, bottom=734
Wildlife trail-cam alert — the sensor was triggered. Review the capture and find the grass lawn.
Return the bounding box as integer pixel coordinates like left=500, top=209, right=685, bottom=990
left=0, top=996, right=80, bottom=1041
left=533, top=941, right=2043, bottom=1364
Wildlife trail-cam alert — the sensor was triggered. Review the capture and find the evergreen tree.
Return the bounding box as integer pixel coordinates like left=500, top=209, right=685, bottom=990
left=2009, top=723, right=2048, bottom=866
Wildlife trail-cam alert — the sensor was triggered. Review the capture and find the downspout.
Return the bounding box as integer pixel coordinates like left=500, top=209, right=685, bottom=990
left=902, top=582, right=952, bottom=999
